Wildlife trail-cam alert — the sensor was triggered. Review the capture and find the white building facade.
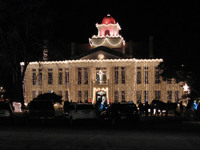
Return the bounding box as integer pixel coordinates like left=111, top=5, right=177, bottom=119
left=21, top=15, right=185, bottom=105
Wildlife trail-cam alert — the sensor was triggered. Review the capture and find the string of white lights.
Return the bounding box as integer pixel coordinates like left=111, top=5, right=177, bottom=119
left=20, top=59, right=163, bottom=66
left=96, top=23, right=121, bottom=30
left=89, top=37, right=124, bottom=47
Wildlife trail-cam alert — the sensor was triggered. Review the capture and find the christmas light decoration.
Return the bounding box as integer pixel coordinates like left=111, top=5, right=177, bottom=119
left=20, top=59, right=163, bottom=66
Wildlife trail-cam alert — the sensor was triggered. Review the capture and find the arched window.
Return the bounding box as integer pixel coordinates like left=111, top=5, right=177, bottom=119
left=105, top=30, right=110, bottom=36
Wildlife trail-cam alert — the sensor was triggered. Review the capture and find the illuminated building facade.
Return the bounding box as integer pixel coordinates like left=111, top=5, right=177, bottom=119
left=21, top=15, right=185, bottom=105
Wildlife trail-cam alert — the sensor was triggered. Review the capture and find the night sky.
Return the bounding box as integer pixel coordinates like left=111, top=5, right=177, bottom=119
left=1, top=0, right=200, bottom=68
left=39, top=1, right=199, bottom=66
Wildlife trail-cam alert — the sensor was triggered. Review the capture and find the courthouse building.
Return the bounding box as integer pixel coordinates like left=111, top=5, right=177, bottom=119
left=21, top=14, right=185, bottom=105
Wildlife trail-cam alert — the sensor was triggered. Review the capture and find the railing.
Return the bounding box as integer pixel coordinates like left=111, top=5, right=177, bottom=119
left=93, top=80, right=109, bottom=85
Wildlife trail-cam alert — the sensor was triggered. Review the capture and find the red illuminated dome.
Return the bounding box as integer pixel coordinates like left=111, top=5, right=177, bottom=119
left=101, top=14, right=116, bottom=24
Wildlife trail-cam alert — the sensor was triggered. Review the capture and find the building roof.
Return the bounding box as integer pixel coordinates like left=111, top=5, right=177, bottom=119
left=101, top=14, right=116, bottom=24
left=75, top=46, right=125, bottom=60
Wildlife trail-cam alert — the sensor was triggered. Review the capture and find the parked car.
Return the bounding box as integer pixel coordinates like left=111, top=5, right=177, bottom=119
left=100, top=102, right=139, bottom=125
left=68, top=103, right=98, bottom=123
left=0, top=101, right=14, bottom=120
left=27, top=100, right=64, bottom=120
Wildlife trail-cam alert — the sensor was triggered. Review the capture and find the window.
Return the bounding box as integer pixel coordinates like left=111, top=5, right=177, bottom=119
left=121, top=67, right=125, bottom=84
left=155, top=91, right=161, bottom=100
left=114, top=91, right=119, bottom=102
left=84, top=68, right=88, bottom=85
left=167, top=91, right=172, bottom=102
left=48, top=69, right=53, bottom=84
left=65, top=91, right=69, bottom=101
left=32, top=91, right=36, bottom=98
left=175, top=91, right=179, bottom=102
left=38, top=91, right=42, bottom=96
left=84, top=91, right=88, bottom=102
left=58, top=91, right=62, bottom=97
left=144, top=91, right=149, bottom=103
left=96, top=67, right=107, bottom=84
left=136, top=91, right=142, bottom=103
left=121, top=91, right=125, bottom=102
left=144, top=67, right=148, bottom=84
left=58, top=68, right=63, bottom=85
left=78, top=68, right=82, bottom=84
left=137, top=67, right=141, bottom=84
left=38, top=69, right=42, bottom=85
left=155, top=67, right=161, bottom=84
left=167, top=78, right=172, bottom=84
left=78, top=91, right=82, bottom=103
left=65, top=68, right=69, bottom=84
left=114, top=67, right=118, bottom=84
left=32, top=69, right=36, bottom=85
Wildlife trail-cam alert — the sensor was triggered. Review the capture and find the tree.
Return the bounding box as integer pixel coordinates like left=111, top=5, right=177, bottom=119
left=33, top=92, right=63, bottom=104
left=0, top=0, right=48, bottom=105
left=158, top=60, right=200, bottom=101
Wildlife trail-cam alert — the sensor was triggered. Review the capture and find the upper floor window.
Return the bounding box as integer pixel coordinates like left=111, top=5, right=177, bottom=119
left=58, top=68, right=63, bottom=85
left=84, top=68, right=88, bottom=85
left=78, top=68, right=82, bottom=84
left=32, top=69, right=36, bottom=85
left=155, top=67, right=161, bottom=84
left=38, top=69, right=42, bottom=85
left=144, top=67, right=148, bottom=84
left=137, top=67, right=141, bottom=84
left=65, top=68, right=69, bottom=84
left=114, top=67, right=119, bottom=84
left=121, top=67, right=125, bottom=84
left=96, top=67, right=106, bottom=84
left=167, top=78, right=172, bottom=84
left=48, top=69, right=53, bottom=84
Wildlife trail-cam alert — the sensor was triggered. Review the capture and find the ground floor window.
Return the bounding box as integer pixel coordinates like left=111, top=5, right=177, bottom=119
left=121, top=91, right=125, bottom=102
left=78, top=91, right=82, bottom=103
left=114, top=91, right=119, bottom=102
left=167, top=91, right=172, bottom=102
left=136, top=91, right=142, bottom=103
left=155, top=91, right=161, bottom=100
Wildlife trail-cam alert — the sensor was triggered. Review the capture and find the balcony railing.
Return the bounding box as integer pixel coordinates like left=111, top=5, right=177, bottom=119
left=93, top=80, right=109, bottom=85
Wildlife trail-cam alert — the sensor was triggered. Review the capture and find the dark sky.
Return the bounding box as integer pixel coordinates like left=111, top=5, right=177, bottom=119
left=39, top=0, right=199, bottom=65
left=2, top=0, right=199, bottom=66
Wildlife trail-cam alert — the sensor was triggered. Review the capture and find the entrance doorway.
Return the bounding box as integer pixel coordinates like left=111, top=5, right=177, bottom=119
left=96, top=90, right=107, bottom=111
left=96, top=90, right=106, bottom=104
